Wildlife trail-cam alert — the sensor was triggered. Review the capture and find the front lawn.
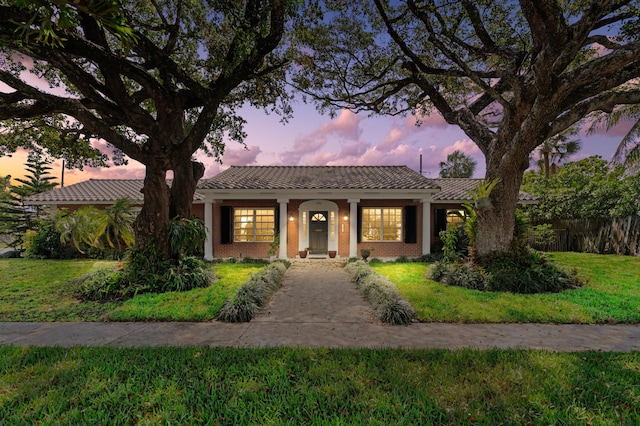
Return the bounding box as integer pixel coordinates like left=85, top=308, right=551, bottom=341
left=372, top=252, right=640, bottom=323
left=1, top=346, right=638, bottom=424
left=0, top=259, right=264, bottom=322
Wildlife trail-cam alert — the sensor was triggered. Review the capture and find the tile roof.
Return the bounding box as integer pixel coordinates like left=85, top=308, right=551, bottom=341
left=431, top=178, right=537, bottom=202
left=24, top=170, right=535, bottom=204
left=199, top=166, right=440, bottom=190
left=25, top=179, right=205, bottom=203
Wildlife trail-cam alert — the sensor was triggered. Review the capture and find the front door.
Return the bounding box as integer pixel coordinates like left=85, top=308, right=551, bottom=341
left=309, top=211, right=328, bottom=254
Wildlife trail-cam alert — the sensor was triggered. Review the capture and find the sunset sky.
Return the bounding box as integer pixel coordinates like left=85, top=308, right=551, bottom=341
left=0, top=97, right=632, bottom=187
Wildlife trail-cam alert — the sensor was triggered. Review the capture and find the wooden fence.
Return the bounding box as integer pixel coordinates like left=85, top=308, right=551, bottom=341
left=529, top=217, right=640, bottom=255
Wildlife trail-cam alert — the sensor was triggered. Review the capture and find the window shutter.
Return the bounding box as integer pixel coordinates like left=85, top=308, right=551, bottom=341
left=435, top=209, right=447, bottom=236
left=357, top=206, right=362, bottom=243
left=274, top=207, right=280, bottom=234
left=404, top=205, right=417, bottom=243
left=220, top=206, right=232, bottom=244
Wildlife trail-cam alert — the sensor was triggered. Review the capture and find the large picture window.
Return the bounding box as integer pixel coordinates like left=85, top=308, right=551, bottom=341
left=361, top=207, right=402, bottom=241
left=233, top=208, right=275, bottom=242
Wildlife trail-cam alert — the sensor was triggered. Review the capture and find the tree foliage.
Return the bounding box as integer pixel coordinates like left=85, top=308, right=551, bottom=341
left=439, top=150, right=476, bottom=178
left=589, top=102, right=640, bottom=173
left=0, top=152, right=58, bottom=249
left=293, top=0, right=640, bottom=258
left=521, top=156, right=640, bottom=221
left=535, top=131, right=582, bottom=178
left=56, top=199, right=135, bottom=256
left=0, top=0, right=298, bottom=259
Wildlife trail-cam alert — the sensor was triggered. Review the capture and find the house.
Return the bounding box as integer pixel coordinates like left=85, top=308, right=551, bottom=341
left=26, top=166, right=536, bottom=260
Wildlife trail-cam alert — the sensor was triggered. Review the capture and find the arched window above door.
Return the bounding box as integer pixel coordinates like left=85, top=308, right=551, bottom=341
left=311, top=212, right=327, bottom=222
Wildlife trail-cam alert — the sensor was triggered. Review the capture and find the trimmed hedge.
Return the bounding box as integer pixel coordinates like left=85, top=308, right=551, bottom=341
left=217, top=261, right=289, bottom=323
left=344, top=260, right=417, bottom=325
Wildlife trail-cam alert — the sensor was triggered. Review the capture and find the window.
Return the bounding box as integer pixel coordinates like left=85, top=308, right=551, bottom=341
left=233, top=208, right=275, bottom=242
left=446, top=209, right=467, bottom=226
left=436, top=208, right=469, bottom=236
left=361, top=208, right=402, bottom=241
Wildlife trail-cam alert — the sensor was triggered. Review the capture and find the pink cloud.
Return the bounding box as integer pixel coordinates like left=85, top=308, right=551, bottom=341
left=320, top=109, right=360, bottom=139
left=280, top=109, right=362, bottom=164
left=412, top=110, right=448, bottom=128
left=378, top=111, right=448, bottom=152
left=308, top=151, right=340, bottom=165
left=338, top=140, right=370, bottom=158
left=441, top=139, right=482, bottom=158
left=220, top=144, right=262, bottom=166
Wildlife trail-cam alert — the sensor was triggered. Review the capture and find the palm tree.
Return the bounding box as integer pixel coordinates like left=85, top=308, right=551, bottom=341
left=536, top=133, right=582, bottom=178
left=589, top=104, right=640, bottom=173
left=56, top=199, right=135, bottom=255
left=104, top=199, right=135, bottom=252
left=439, top=150, right=477, bottom=178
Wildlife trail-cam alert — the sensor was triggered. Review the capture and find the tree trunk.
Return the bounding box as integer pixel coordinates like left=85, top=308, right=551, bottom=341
left=474, top=151, right=529, bottom=260
left=169, top=160, right=205, bottom=219
left=543, top=150, right=550, bottom=179
left=134, top=165, right=171, bottom=258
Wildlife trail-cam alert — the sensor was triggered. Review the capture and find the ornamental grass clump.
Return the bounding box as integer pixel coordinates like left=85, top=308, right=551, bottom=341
left=217, top=261, right=288, bottom=322
left=345, top=260, right=416, bottom=325
left=429, top=250, right=582, bottom=294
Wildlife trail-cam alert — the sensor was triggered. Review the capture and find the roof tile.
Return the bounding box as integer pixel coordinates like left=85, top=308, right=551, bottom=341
left=199, top=166, right=440, bottom=190
left=26, top=179, right=204, bottom=203
left=431, top=178, right=536, bottom=202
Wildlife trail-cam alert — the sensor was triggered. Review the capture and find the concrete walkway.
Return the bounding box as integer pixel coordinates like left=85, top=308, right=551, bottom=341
left=1, top=260, right=639, bottom=351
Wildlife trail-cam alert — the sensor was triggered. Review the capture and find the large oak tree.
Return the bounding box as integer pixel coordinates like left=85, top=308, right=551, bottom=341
left=294, top=0, right=640, bottom=258
left=0, top=0, right=295, bottom=257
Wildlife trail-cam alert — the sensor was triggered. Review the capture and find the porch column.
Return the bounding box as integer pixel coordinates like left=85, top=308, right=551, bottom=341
left=421, top=198, right=431, bottom=255
left=204, top=201, right=214, bottom=261
left=348, top=198, right=359, bottom=258
left=278, top=198, right=289, bottom=259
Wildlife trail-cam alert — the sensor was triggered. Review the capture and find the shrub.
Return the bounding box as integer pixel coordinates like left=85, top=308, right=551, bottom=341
left=443, top=263, right=488, bottom=291
left=73, top=268, right=129, bottom=301
left=531, top=223, right=556, bottom=250
left=23, top=223, right=76, bottom=259
left=240, top=257, right=269, bottom=264
left=345, top=260, right=416, bottom=325
left=344, top=260, right=372, bottom=284
left=167, top=216, right=206, bottom=257
left=430, top=250, right=582, bottom=294
left=217, top=262, right=288, bottom=322
left=484, top=251, right=581, bottom=294
left=75, top=246, right=216, bottom=301
left=417, top=252, right=444, bottom=263
left=217, top=293, right=257, bottom=323
left=159, top=257, right=214, bottom=293
left=428, top=260, right=450, bottom=282
left=378, top=297, right=417, bottom=326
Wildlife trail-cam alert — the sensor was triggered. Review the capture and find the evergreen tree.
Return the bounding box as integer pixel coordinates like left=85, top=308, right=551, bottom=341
left=0, top=152, right=58, bottom=249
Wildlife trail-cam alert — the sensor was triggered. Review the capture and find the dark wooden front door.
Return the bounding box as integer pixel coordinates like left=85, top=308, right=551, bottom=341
left=309, top=211, right=328, bottom=254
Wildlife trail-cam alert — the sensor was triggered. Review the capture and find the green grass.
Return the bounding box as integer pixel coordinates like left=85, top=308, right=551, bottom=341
left=0, top=259, right=263, bottom=322
left=1, top=345, right=638, bottom=424
left=0, top=259, right=121, bottom=321
left=373, top=253, right=640, bottom=324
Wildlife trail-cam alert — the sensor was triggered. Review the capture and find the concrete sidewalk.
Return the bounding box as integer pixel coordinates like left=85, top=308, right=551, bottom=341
left=1, top=260, right=639, bottom=351
left=1, top=321, right=639, bottom=351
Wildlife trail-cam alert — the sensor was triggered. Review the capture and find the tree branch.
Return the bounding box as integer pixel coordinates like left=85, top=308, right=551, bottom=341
left=550, top=89, right=640, bottom=137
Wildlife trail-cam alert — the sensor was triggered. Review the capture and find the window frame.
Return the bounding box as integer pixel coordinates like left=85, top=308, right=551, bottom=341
left=361, top=207, right=403, bottom=242
left=233, top=207, right=276, bottom=242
